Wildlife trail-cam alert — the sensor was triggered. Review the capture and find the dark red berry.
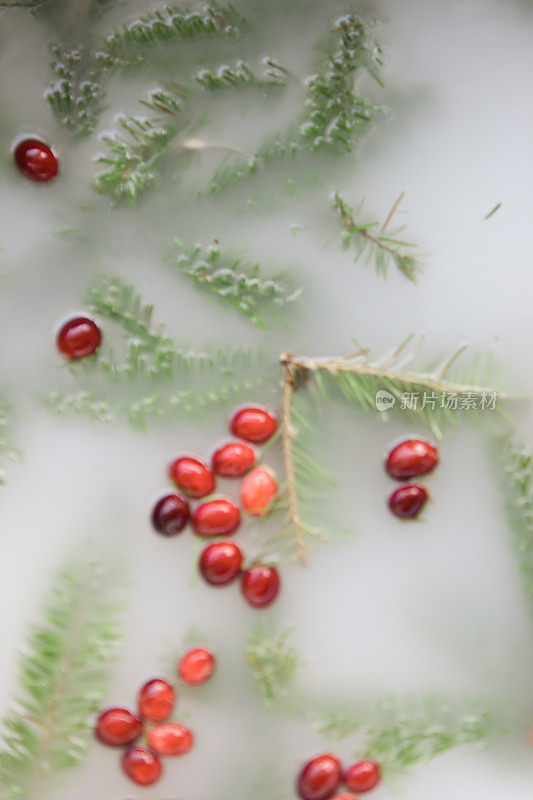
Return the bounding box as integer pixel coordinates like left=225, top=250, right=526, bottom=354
left=212, top=441, right=256, bottom=477
left=199, top=541, right=243, bottom=585
left=345, top=761, right=381, bottom=793
left=240, top=466, right=278, bottom=516
left=147, top=722, right=194, bottom=756
left=241, top=565, right=280, bottom=608
left=192, top=497, right=241, bottom=537
left=230, top=406, right=277, bottom=443
left=297, top=754, right=342, bottom=800
left=14, top=137, right=58, bottom=182
left=138, top=679, right=175, bottom=722
left=168, top=456, right=215, bottom=498
left=388, top=483, right=428, bottom=519
left=385, top=438, right=439, bottom=480
left=122, top=746, right=162, bottom=786
left=178, top=647, right=216, bottom=685
left=95, top=707, right=142, bottom=747
left=151, top=493, right=190, bottom=536
left=56, top=316, right=101, bottom=360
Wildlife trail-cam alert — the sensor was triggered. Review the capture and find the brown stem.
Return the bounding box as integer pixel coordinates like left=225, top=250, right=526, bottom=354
left=280, top=355, right=307, bottom=566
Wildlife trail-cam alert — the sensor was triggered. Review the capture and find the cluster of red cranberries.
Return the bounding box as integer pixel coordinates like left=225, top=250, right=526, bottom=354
left=385, top=437, right=440, bottom=519
left=297, top=753, right=381, bottom=800
left=152, top=405, right=281, bottom=609
left=13, top=137, right=59, bottom=182
left=95, top=646, right=214, bottom=787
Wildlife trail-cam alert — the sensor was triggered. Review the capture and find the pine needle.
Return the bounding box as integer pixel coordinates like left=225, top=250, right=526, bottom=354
left=0, top=560, right=122, bottom=799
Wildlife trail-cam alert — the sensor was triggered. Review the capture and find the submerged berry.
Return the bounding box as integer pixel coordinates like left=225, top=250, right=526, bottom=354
left=212, top=441, right=256, bottom=477
left=138, top=679, right=175, bottom=722
left=240, top=466, right=278, bottom=516
left=122, top=746, right=162, bottom=785
left=241, top=565, right=280, bottom=608
left=199, top=541, right=243, bottom=585
left=168, top=456, right=215, bottom=498
left=151, top=493, right=190, bottom=536
left=385, top=438, right=439, bottom=480
left=147, top=722, right=194, bottom=756
left=95, top=707, right=142, bottom=747
left=388, top=484, right=428, bottom=519
left=297, top=754, right=342, bottom=800
left=192, top=497, right=241, bottom=537
left=14, top=137, right=58, bottom=182
left=57, top=316, right=101, bottom=360
left=230, top=406, right=277, bottom=443
left=178, top=647, right=216, bottom=685
left=344, top=760, right=381, bottom=793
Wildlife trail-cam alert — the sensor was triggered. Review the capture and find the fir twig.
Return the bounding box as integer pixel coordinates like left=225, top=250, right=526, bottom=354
left=102, top=3, right=245, bottom=56
left=244, top=627, right=301, bottom=705
left=280, top=338, right=503, bottom=440
left=0, top=560, right=121, bottom=800
left=499, top=435, right=533, bottom=614
left=209, top=14, right=383, bottom=194
left=193, top=57, right=288, bottom=90
left=171, top=241, right=301, bottom=330
left=332, top=191, right=423, bottom=282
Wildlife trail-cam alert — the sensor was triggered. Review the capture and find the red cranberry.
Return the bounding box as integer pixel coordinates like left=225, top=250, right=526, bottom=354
left=122, top=746, right=162, bottom=786
left=95, top=707, right=142, bottom=746
left=192, top=497, right=241, bottom=537
left=56, top=316, right=101, bottom=360
left=240, top=466, right=278, bottom=516
left=241, top=565, right=280, bottom=608
left=168, top=456, right=215, bottom=498
left=345, top=760, right=381, bottom=793
left=14, top=137, right=59, bottom=182
left=151, top=493, right=190, bottom=536
left=178, top=647, right=216, bottom=685
left=212, top=441, right=256, bottom=477
left=386, top=438, right=439, bottom=480
left=230, top=406, right=278, bottom=443
left=199, top=541, right=243, bottom=585
left=297, top=754, right=342, bottom=800
left=138, top=679, right=175, bottom=722
left=147, top=722, right=194, bottom=756
left=388, top=483, right=428, bottom=518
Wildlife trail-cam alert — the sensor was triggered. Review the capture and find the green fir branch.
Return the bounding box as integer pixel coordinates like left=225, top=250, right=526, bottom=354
left=193, top=57, right=288, bottom=90
left=94, top=87, right=189, bottom=202
left=0, top=561, right=121, bottom=800
left=282, top=336, right=503, bottom=441
left=102, top=3, right=244, bottom=57
left=245, top=628, right=301, bottom=705
left=171, top=241, right=301, bottom=329
left=208, top=14, right=383, bottom=194
left=332, top=191, right=423, bottom=282
left=363, top=697, right=495, bottom=773
left=499, top=435, right=533, bottom=614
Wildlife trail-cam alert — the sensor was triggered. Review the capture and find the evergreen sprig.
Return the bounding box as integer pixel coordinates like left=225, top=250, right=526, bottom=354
left=332, top=191, right=423, bottom=282
left=363, top=697, right=494, bottom=772
left=282, top=336, right=502, bottom=441
left=499, top=435, right=533, bottom=614
left=102, top=3, right=244, bottom=57
left=0, top=560, right=121, bottom=800
left=94, top=87, right=188, bottom=202
left=244, top=627, right=301, bottom=705
left=193, top=57, right=288, bottom=90
left=45, top=275, right=277, bottom=429
left=208, top=14, right=383, bottom=194
left=172, top=241, right=301, bottom=329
